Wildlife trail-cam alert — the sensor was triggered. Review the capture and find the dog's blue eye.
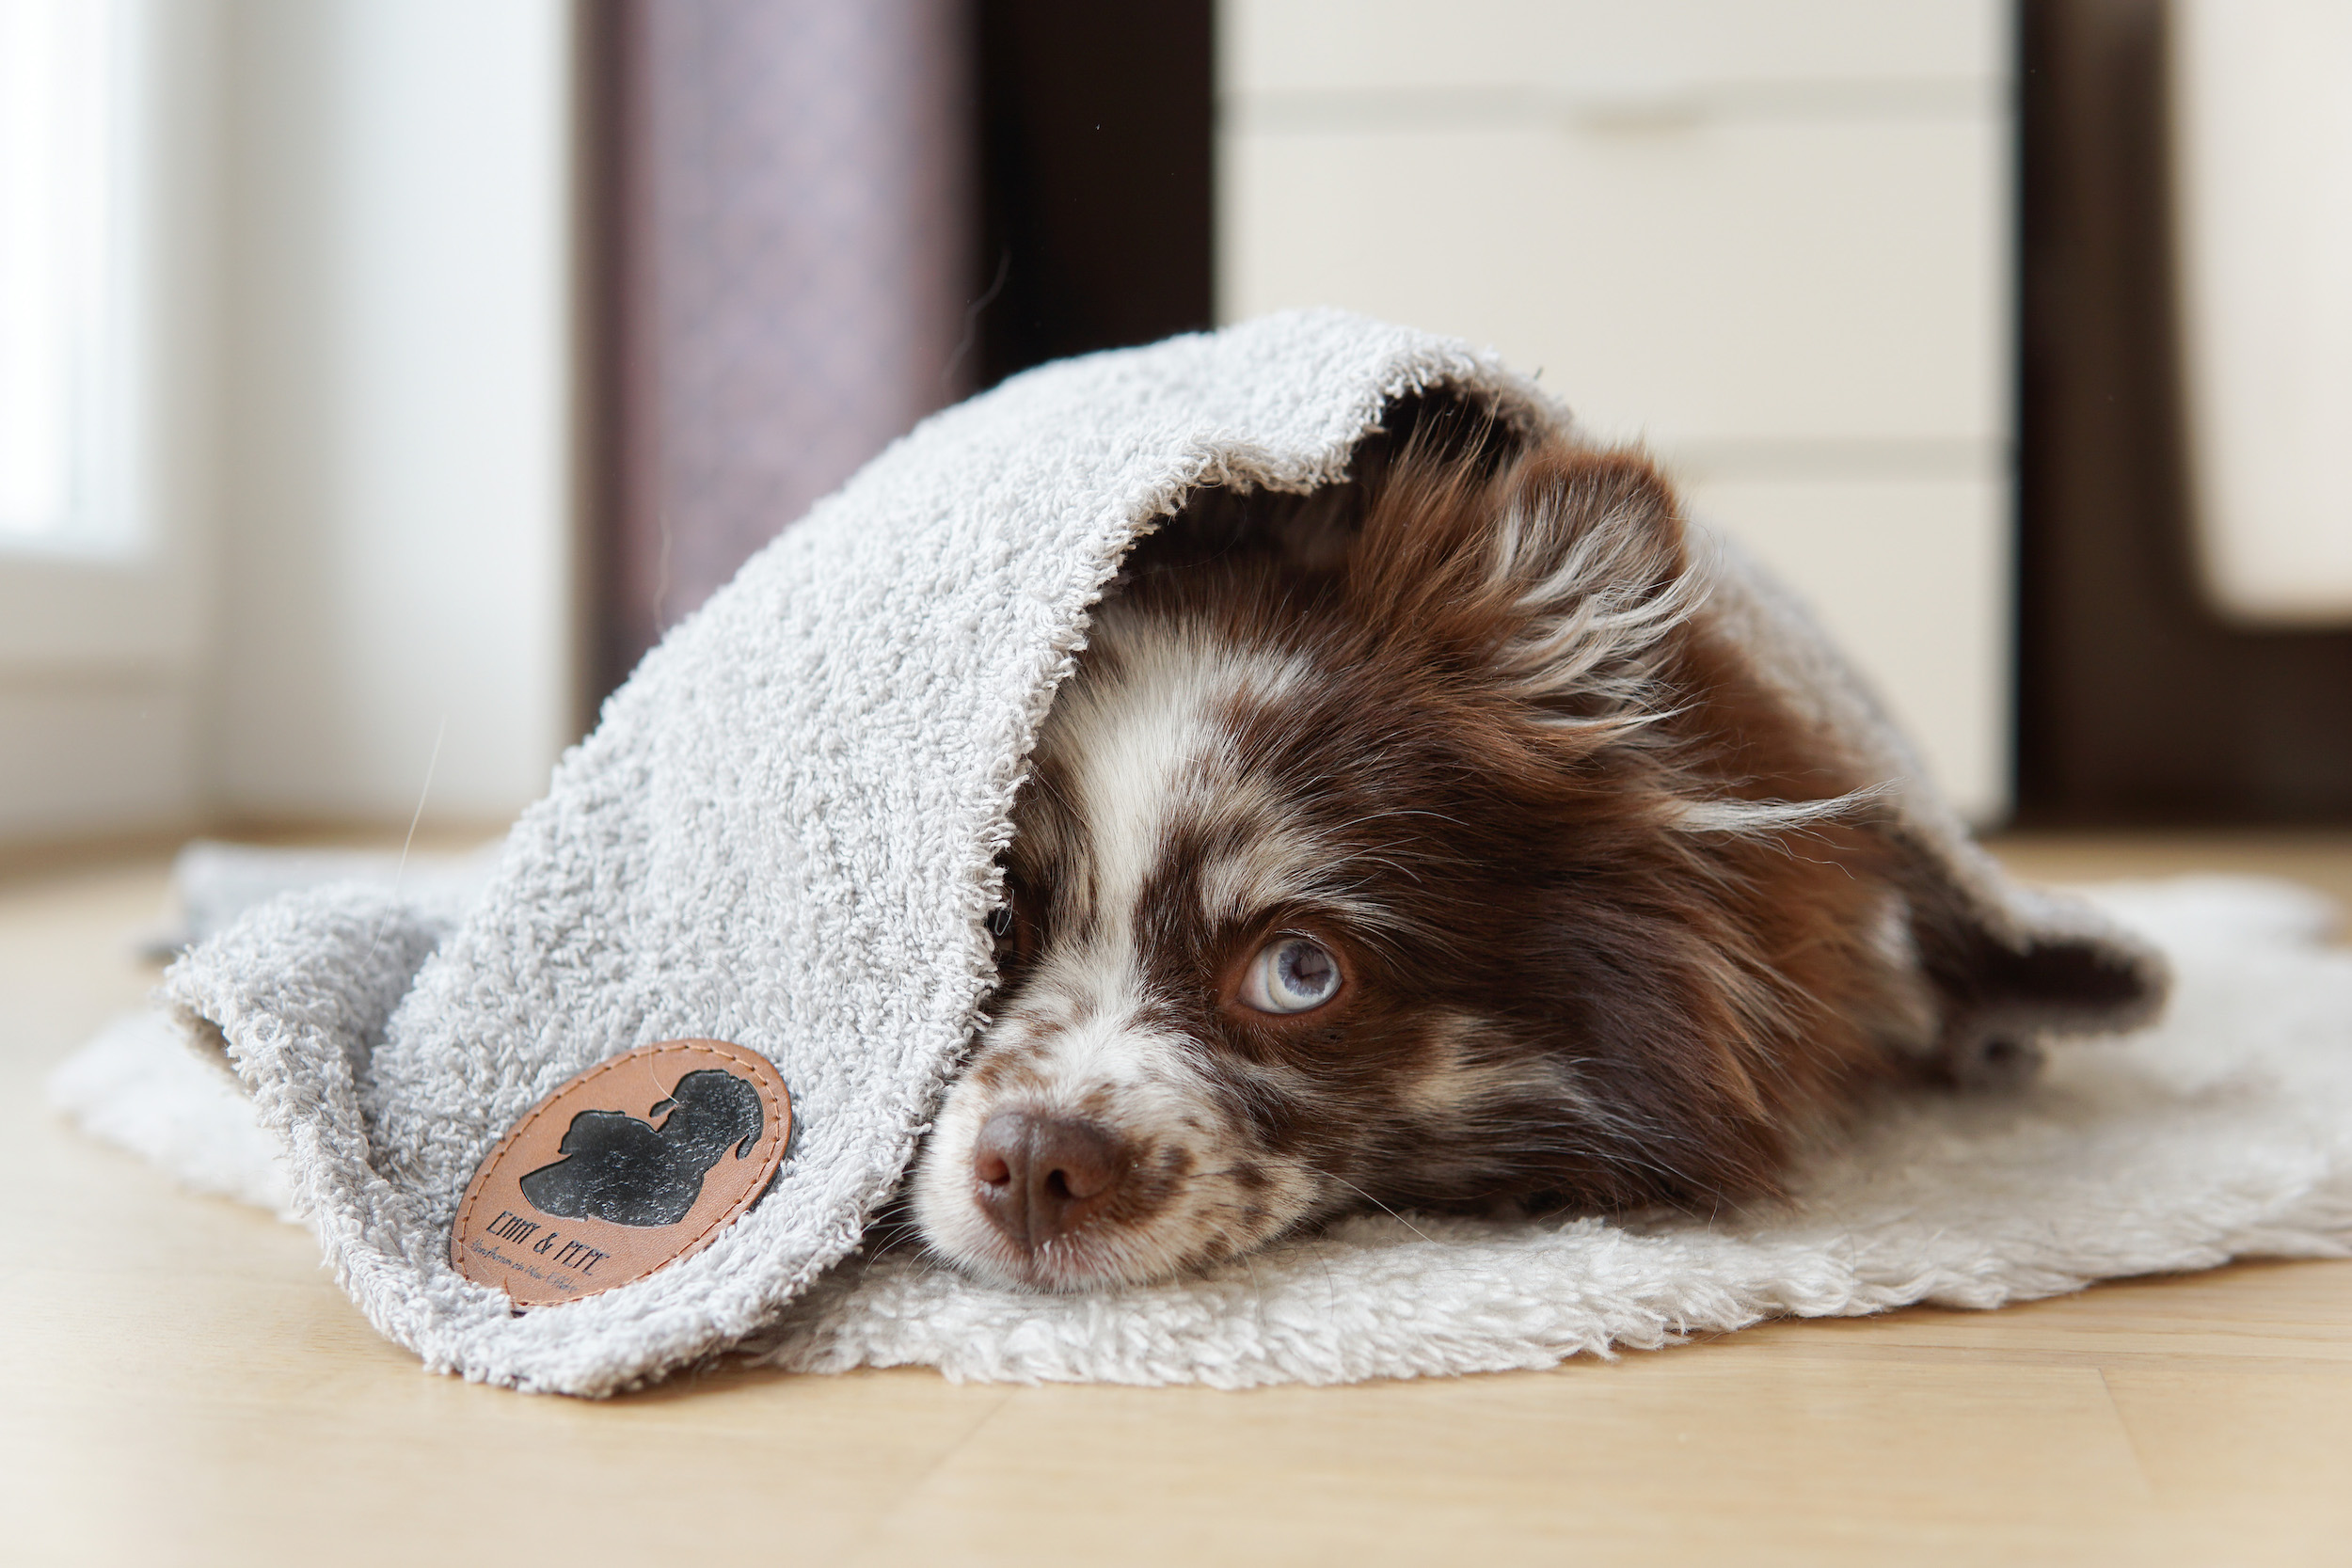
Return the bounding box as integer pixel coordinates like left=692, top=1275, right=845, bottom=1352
left=1240, top=937, right=1342, bottom=1015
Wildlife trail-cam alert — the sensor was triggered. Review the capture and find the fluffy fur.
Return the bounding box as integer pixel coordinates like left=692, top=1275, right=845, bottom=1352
left=912, top=409, right=2100, bottom=1290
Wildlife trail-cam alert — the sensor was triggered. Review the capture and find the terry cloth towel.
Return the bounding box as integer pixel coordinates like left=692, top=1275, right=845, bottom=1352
left=55, top=311, right=2206, bottom=1396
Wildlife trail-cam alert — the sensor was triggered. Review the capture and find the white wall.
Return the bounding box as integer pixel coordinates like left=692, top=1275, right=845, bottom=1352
left=0, top=0, right=218, bottom=842
left=2172, top=0, right=2352, bottom=627
left=0, top=0, right=577, bottom=847
left=214, top=0, right=576, bottom=823
left=1219, top=0, right=2015, bottom=821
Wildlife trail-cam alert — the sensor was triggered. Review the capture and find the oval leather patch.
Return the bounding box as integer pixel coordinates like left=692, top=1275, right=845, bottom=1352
left=451, top=1039, right=791, bottom=1307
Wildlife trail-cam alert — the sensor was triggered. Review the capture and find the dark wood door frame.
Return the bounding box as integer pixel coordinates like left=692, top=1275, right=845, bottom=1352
left=2018, top=0, right=2352, bottom=825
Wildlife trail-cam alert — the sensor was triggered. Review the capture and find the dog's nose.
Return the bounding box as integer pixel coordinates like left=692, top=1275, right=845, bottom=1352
left=971, top=1110, right=1127, bottom=1250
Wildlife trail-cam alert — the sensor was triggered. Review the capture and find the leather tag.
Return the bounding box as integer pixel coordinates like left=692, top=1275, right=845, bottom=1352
left=451, top=1039, right=791, bottom=1308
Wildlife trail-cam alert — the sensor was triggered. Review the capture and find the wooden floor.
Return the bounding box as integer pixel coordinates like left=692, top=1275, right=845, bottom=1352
left=4, top=832, right=2349, bottom=1567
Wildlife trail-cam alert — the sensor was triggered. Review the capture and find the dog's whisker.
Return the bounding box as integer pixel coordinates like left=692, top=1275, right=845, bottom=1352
left=1297, top=1166, right=1440, bottom=1248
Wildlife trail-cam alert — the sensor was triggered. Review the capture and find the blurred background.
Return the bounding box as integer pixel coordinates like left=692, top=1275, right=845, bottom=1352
left=3, top=0, right=2348, bottom=862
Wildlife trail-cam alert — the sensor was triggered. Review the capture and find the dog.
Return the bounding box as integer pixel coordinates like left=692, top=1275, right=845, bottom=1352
left=908, top=404, right=2117, bottom=1291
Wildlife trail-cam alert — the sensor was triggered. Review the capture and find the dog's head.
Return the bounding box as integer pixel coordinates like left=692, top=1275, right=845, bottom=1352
left=910, top=420, right=1923, bottom=1290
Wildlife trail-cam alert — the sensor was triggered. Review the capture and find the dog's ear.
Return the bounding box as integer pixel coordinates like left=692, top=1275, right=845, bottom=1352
left=1348, top=433, right=1695, bottom=736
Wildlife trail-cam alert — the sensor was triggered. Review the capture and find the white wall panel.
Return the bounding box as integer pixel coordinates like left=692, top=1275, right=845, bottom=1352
left=1222, top=119, right=2004, bottom=451
left=2171, top=0, right=2352, bottom=626
left=212, top=0, right=575, bottom=824
left=1226, top=0, right=2004, bottom=97
left=1684, top=477, right=2010, bottom=821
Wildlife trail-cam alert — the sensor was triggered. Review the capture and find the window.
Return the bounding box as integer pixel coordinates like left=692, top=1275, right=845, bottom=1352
left=0, top=0, right=136, bottom=552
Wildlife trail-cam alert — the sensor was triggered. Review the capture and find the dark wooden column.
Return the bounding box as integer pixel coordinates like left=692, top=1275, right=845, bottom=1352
left=971, top=0, right=1215, bottom=388
left=2017, top=0, right=2352, bottom=823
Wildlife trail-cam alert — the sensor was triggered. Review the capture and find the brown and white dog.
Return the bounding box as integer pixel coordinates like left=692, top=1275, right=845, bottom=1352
left=908, top=406, right=2112, bottom=1291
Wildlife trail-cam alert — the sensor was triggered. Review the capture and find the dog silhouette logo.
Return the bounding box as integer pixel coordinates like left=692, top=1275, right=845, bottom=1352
left=452, top=1039, right=791, bottom=1305
left=516, top=1067, right=767, bottom=1227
